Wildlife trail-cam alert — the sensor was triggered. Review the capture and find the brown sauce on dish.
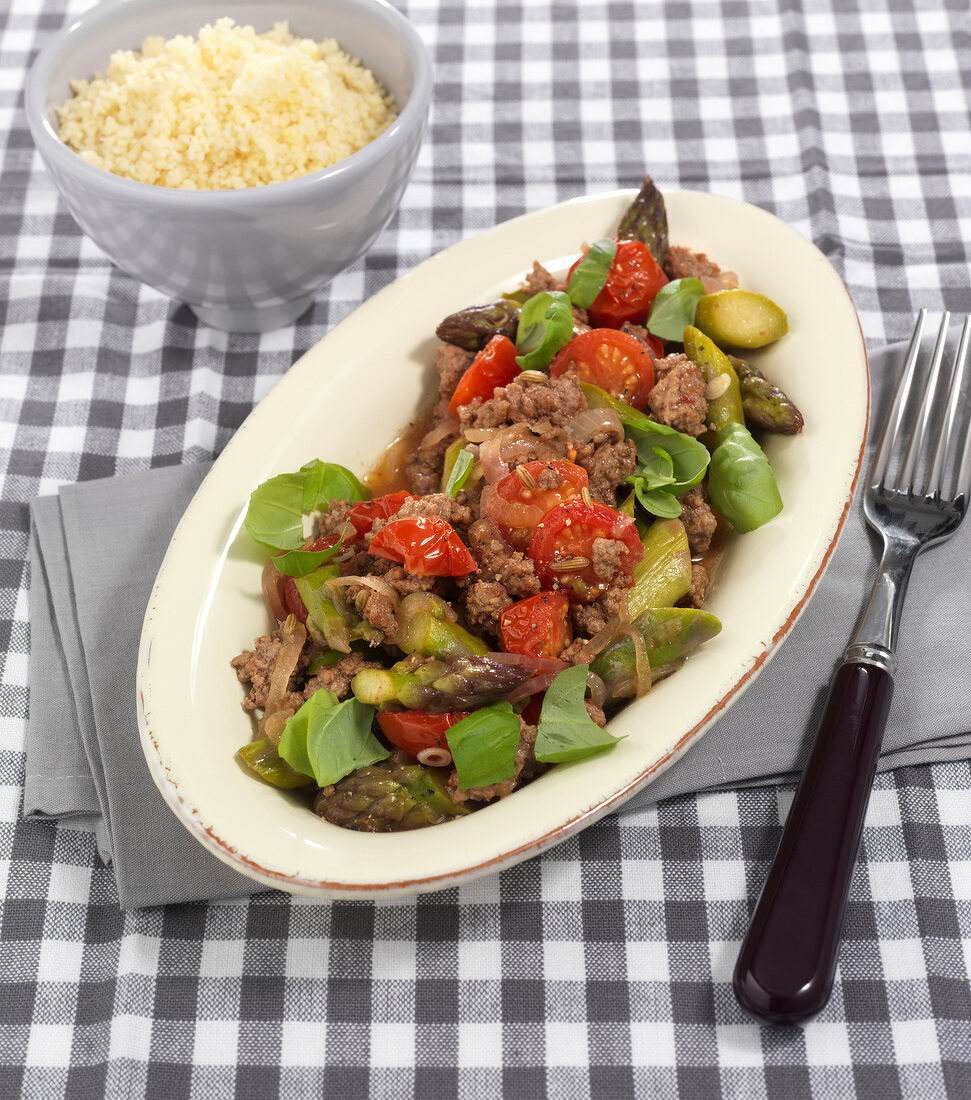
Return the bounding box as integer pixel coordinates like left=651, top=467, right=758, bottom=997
left=364, top=408, right=436, bottom=495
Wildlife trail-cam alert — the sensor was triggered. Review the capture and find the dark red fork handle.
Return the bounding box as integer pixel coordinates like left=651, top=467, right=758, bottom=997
left=733, top=660, right=894, bottom=1024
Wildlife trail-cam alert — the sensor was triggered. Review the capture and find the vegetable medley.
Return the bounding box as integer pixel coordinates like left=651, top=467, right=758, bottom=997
left=231, top=176, right=804, bottom=832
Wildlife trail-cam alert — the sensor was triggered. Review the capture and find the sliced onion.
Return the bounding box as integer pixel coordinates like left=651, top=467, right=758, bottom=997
left=506, top=669, right=560, bottom=704
left=566, top=407, right=624, bottom=444
left=580, top=613, right=624, bottom=661
left=617, top=622, right=652, bottom=699
left=480, top=483, right=546, bottom=530
left=261, top=559, right=288, bottom=623
left=421, top=413, right=460, bottom=450
left=586, top=670, right=607, bottom=708
left=701, top=271, right=739, bottom=293
left=528, top=418, right=554, bottom=436
left=490, top=651, right=566, bottom=674
left=463, top=427, right=502, bottom=443
left=326, top=574, right=401, bottom=610
left=478, top=436, right=510, bottom=483
left=257, top=616, right=307, bottom=744
left=417, top=747, right=453, bottom=768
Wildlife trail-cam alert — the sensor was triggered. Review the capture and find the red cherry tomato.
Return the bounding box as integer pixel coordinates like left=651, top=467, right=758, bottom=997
left=499, top=592, right=573, bottom=659
left=640, top=332, right=666, bottom=359
left=569, top=238, right=668, bottom=328
left=347, top=490, right=414, bottom=540
left=448, top=335, right=521, bottom=414
left=482, top=460, right=589, bottom=542
left=280, top=536, right=339, bottom=622
left=550, top=328, right=655, bottom=410
left=377, top=710, right=471, bottom=757
left=369, top=515, right=478, bottom=577
left=528, top=499, right=643, bottom=601
left=520, top=694, right=544, bottom=727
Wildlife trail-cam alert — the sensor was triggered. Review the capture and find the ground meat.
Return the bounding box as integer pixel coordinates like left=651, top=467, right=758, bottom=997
left=679, top=486, right=718, bottom=555
left=435, top=343, right=474, bottom=403
left=466, top=517, right=541, bottom=598
left=664, top=246, right=739, bottom=292
left=446, top=718, right=545, bottom=804
left=591, top=537, right=624, bottom=581
left=569, top=584, right=628, bottom=639
left=523, top=260, right=565, bottom=297
left=459, top=371, right=585, bottom=431
left=303, top=652, right=384, bottom=701
left=620, top=321, right=652, bottom=347
left=461, top=580, right=514, bottom=638
left=405, top=413, right=458, bottom=495
left=394, top=493, right=473, bottom=534
left=341, top=581, right=399, bottom=637
left=688, top=562, right=709, bottom=608
left=375, top=565, right=440, bottom=596
left=585, top=700, right=607, bottom=728
left=647, top=353, right=708, bottom=437
left=318, top=500, right=355, bottom=539
left=230, top=630, right=309, bottom=711
left=576, top=438, right=637, bottom=505
left=559, top=638, right=592, bottom=665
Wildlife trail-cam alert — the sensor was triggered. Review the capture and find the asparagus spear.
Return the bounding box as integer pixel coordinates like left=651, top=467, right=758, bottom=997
left=352, top=654, right=534, bottom=712
left=616, top=175, right=669, bottom=265
left=590, top=607, right=722, bottom=703
left=435, top=300, right=521, bottom=351
left=627, top=518, right=692, bottom=619
left=237, top=739, right=312, bottom=790
left=682, top=325, right=745, bottom=433
left=730, top=356, right=804, bottom=434
left=395, top=592, right=489, bottom=659
left=315, top=751, right=470, bottom=831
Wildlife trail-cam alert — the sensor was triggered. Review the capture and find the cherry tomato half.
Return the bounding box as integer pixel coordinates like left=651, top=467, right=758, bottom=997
left=369, top=515, right=478, bottom=577
left=348, top=490, right=414, bottom=540
left=550, top=328, right=656, bottom=410
left=481, top=460, right=589, bottom=547
left=569, top=238, right=668, bottom=328
left=448, top=335, right=521, bottom=414
left=528, top=499, right=643, bottom=601
left=280, top=536, right=339, bottom=622
left=377, top=710, right=471, bottom=757
left=499, top=592, right=573, bottom=659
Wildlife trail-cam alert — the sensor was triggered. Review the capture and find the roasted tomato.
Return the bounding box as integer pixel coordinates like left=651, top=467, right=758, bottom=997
left=569, top=238, right=668, bottom=328
left=347, top=490, right=414, bottom=540
left=369, top=515, right=478, bottom=577
left=377, top=710, right=470, bottom=757
left=499, top=592, right=572, bottom=659
left=448, top=335, right=521, bottom=414
left=280, top=536, right=339, bottom=622
left=481, top=460, right=589, bottom=547
left=528, top=499, right=643, bottom=600
left=549, top=328, right=655, bottom=410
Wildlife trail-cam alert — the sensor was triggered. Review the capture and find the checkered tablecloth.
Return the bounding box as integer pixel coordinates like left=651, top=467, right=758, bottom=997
left=2, top=0, right=970, bottom=1096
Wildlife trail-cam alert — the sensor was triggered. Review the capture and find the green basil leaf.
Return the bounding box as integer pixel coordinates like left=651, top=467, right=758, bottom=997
left=444, top=448, right=475, bottom=498
left=244, top=472, right=307, bottom=551
left=535, top=664, right=623, bottom=763
left=278, top=690, right=387, bottom=787
left=566, top=237, right=617, bottom=309
left=645, top=278, right=705, bottom=341
left=300, top=459, right=369, bottom=512
left=708, top=422, right=783, bottom=533
left=637, top=446, right=676, bottom=491
left=515, top=290, right=574, bottom=371
left=271, top=523, right=350, bottom=578
left=626, top=475, right=683, bottom=519
left=445, top=700, right=521, bottom=789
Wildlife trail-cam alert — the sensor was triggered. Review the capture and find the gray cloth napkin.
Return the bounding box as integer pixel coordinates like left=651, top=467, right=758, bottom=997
left=23, top=339, right=971, bottom=908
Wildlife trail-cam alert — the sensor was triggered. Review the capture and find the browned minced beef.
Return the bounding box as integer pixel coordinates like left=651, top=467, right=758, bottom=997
left=620, top=321, right=652, bottom=348
left=302, top=653, right=384, bottom=702
left=575, top=438, right=637, bottom=506
left=569, top=584, right=628, bottom=638
left=664, top=245, right=737, bottom=286
left=405, top=417, right=458, bottom=495
left=459, top=371, right=586, bottom=431
left=435, top=343, right=474, bottom=404
left=523, top=260, right=564, bottom=297
left=318, top=500, right=355, bottom=539
left=648, top=353, right=708, bottom=438
left=390, top=493, right=474, bottom=536
left=446, top=718, right=545, bottom=804
left=585, top=700, right=607, bottom=728
left=559, top=637, right=592, bottom=665
left=466, top=517, right=541, bottom=599
left=679, top=485, right=718, bottom=556
left=688, top=562, right=709, bottom=608
left=342, top=584, right=399, bottom=636
left=461, top=580, right=514, bottom=638
left=230, top=630, right=309, bottom=711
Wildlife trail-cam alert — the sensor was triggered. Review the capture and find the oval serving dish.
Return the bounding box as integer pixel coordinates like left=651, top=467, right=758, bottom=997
left=136, top=189, right=868, bottom=898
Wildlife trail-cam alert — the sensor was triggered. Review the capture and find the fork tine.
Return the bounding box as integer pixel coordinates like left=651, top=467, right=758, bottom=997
left=898, top=311, right=949, bottom=492
left=870, top=309, right=925, bottom=490
left=927, top=315, right=971, bottom=499
left=952, top=319, right=971, bottom=504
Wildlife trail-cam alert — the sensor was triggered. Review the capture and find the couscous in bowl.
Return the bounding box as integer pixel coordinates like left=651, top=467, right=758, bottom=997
left=25, top=0, right=432, bottom=332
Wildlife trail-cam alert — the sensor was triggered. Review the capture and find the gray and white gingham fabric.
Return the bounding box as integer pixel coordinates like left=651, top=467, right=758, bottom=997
left=2, top=0, right=970, bottom=1095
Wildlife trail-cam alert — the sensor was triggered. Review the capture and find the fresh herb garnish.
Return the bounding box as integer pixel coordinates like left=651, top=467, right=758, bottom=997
left=515, top=290, right=574, bottom=371
left=535, top=664, right=623, bottom=763
left=444, top=447, right=475, bottom=498
left=707, top=421, right=783, bottom=532
left=300, top=459, right=369, bottom=513
left=278, top=690, right=387, bottom=787
left=644, top=278, right=705, bottom=341
left=566, top=237, right=617, bottom=309
left=627, top=475, right=683, bottom=519
left=271, top=524, right=350, bottom=578
left=445, top=700, right=521, bottom=789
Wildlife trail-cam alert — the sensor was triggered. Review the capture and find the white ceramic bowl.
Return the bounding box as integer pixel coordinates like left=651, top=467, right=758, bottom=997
left=137, top=189, right=868, bottom=897
left=25, top=0, right=432, bottom=332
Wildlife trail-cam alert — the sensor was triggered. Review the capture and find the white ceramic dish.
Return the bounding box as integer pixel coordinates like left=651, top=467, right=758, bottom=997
left=137, top=189, right=868, bottom=898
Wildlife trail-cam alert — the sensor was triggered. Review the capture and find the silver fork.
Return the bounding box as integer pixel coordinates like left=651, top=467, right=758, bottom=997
left=733, top=310, right=971, bottom=1024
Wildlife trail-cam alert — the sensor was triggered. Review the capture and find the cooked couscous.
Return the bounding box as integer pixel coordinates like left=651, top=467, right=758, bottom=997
left=55, top=19, right=397, bottom=191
